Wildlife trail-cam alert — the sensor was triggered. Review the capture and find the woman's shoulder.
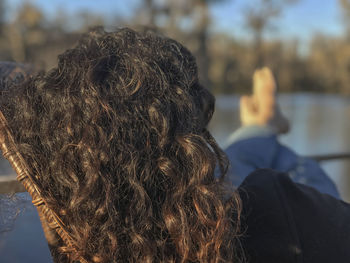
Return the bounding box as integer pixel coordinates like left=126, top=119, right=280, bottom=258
left=238, top=169, right=350, bottom=263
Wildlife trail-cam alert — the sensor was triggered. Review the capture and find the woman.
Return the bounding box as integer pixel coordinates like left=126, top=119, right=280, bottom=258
left=0, top=28, right=349, bottom=263
left=0, top=28, right=242, bottom=262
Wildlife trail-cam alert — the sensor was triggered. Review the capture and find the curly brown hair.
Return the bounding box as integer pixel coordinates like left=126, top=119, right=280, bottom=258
left=1, top=28, right=242, bottom=262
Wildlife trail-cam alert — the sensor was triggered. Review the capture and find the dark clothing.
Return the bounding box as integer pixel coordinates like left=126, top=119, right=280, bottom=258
left=239, top=169, right=350, bottom=263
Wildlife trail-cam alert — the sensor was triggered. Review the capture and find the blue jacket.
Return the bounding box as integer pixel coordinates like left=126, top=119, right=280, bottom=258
left=225, top=134, right=340, bottom=199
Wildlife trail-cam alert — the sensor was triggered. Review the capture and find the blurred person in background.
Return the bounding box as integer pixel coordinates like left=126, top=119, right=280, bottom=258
left=224, top=67, right=340, bottom=199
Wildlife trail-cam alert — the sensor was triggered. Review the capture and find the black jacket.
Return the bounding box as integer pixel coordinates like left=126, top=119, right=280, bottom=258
left=239, top=169, right=350, bottom=263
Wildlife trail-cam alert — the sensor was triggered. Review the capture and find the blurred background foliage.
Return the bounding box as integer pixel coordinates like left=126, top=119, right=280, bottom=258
left=0, top=0, right=350, bottom=94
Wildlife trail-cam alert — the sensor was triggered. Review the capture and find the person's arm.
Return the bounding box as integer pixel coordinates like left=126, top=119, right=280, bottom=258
left=224, top=127, right=340, bottom=198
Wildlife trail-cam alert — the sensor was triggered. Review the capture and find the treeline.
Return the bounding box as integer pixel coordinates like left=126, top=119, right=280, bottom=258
left=207, top=33, right=350, bottom=95
left=0, top=0, right=349, bottom=94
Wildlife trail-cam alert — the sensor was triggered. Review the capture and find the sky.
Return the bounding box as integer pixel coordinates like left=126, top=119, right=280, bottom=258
left=212, top=0, right=344, bottom=47
left=6, top=0, right=346, bottom=53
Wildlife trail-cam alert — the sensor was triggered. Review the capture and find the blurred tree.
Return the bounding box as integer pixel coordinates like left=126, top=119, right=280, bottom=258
left=172, top=0, right=226, bottom=89
left=337, top=0, right=350, bottom=94
left=190, top=0, right=212, bottom=89
left=307, top=34, right=350, bottom=94
left=134, top=0, right=228, bottom=90
left=6, top=2, right=45, bottom=62
left=2, top=2, right=79, bottom=68
left=244, top=0, right=299, bottom=68
left=135, top=0, right=168, bottom=29
left=0, top=0, right=5, bottom=36
left=142, top=0, right=165, bottom=27
left=76, top=11, right=105, bottom=32
left=340, top=0, right=350, bottom=38
left=144, top=0, right=156, bottom=26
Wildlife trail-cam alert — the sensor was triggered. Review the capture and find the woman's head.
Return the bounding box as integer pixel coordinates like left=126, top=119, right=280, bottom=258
left=1, top=28, right=242, bottom=262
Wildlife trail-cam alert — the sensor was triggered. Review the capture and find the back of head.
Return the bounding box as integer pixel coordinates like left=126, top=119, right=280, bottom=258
left=1, top=28, right=242, bottom=262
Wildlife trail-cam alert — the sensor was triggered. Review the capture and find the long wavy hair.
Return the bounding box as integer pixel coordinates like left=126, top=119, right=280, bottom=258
left=1, top=28, right=242, bottom=262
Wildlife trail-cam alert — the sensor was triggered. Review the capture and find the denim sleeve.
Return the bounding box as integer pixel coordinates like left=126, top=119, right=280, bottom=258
left=224, top=125, right=341, bottom=199
left=274, top=144, right=340, bottom=199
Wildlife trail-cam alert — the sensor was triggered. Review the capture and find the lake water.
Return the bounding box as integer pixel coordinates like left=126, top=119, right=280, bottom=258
left=0, top=93, right=350, bottom=262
